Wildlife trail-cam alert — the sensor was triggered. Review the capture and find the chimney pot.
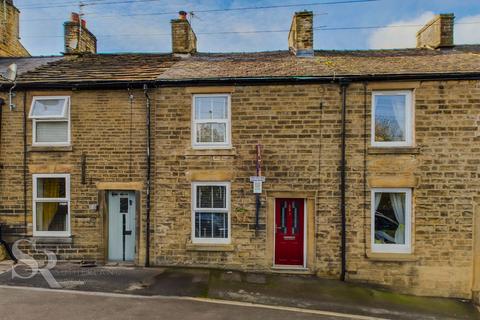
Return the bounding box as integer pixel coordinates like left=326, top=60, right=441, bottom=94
left=288, top=11, right=314, bottom=57
left=179, top=11, right=188, bottom=20
left=417, top=13, right=455, bottom=49
left=71, top=12, right=79, bottom=22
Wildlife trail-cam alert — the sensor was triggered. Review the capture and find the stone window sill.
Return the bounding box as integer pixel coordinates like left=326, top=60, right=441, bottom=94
left=186, top=243, right=234, bottom=252
left=32, top=236, right=73, bottom=244
left=368, top=147, right=420, bottom=155
left=366, top=251, right=417, bottom=262
left=28, top=146, right=73, bottom=152
left=185, top=148, right=237, bottom=157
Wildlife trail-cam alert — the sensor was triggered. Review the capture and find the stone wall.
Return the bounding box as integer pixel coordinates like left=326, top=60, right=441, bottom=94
left=0, top=0, right=29, bottom=57
left=0, top=89, right=149, bottom=264
left=288, top=11, right=314, bottom=55
left=153, top=81, right=479, bottom=299
left=64, top=17, right=97, bottom=54
left=171, top=19, right=197, bottom=54
left=416, top=14, right=454, bottom=49
left=0, top=80, right=478, bottom=300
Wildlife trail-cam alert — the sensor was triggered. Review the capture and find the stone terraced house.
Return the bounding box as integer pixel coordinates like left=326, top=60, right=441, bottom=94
left=0, top=0, right=479, bottom=304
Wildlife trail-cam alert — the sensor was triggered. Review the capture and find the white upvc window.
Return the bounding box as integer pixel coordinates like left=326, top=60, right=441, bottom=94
left=371, top=91, right=413, bottom=147
left=33, top=174, right=70, bottom=237
left=192, top=94, right=231, bottom=149
left=191, top=182, right=231, bottom=244
left=371, top=188, right=412, bottom=254
left=29, top=96, right=71, bottom=146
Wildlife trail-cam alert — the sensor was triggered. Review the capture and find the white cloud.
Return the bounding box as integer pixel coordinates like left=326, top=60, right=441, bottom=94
left=368, top=12, right=480, bottom=49
left=368, top=12, right=435, bottom=49
left=455, top=14, right=480, bottom=45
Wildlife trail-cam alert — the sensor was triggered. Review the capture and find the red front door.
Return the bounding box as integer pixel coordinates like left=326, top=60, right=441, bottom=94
left=274, top=198, right=304, bottom=266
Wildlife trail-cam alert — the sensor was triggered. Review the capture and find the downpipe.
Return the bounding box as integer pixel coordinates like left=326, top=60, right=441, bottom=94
left=339, top=80, right=349, bottom=282
left=143, top=85, right=152, bottom=267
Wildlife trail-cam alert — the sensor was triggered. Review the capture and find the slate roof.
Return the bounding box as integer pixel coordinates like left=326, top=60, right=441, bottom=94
left=0, top=45, right=479, bottom=85
left=14, top=53, right=179, bottom=83
left=158, top=45, right=480, bottom=80
left=0, top=56, right=63, bottom=79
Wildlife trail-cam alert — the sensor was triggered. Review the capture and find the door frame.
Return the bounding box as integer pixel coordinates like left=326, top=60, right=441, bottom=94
left=98, top=183, right=143, bottom=265
left=272, top=198, right=307, bottom=268
left=266, top=191, right=316, bottom=272
left=106, top=190, right=137, bottom=262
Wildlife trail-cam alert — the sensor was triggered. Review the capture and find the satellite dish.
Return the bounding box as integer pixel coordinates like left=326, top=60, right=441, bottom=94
left=6, top=63, right=17, bottom=82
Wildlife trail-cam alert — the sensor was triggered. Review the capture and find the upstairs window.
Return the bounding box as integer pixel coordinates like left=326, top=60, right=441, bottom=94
left=192, top=182, right=230, bottom=244
left=29, top=96, right=70, bottom=146
left=372, top=91, right=413, bottom=147
left=192, top=94, right=231, bottom=149
left=371, top=188, right=412, bottom=253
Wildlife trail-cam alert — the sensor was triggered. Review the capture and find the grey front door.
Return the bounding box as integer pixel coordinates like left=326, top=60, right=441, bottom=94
left=108, top=191, right=136, bottom=261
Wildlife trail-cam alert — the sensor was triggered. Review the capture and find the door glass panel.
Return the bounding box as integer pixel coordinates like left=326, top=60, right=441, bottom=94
left=120, top=198, right=128, bottom=213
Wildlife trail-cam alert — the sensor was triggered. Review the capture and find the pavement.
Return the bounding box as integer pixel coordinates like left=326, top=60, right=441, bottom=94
left=0, top=261, right=478, bottom=320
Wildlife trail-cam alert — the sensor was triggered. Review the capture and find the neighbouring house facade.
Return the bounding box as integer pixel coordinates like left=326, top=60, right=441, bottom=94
left=0, top=0, right=479, bottom=303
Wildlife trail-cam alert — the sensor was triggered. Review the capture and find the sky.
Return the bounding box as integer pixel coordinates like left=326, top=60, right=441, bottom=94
left=13, top=0, right=480, bottom=56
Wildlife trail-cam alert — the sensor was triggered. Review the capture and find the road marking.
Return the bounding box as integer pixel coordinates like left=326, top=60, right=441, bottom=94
left=0, top=285, right=387, bottom=320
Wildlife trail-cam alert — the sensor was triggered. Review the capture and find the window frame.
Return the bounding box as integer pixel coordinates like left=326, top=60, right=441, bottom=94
left=191, top=181, right=231, bottom=244
left=29, top=96, right=71, bottom=147
left=32, top=173, right=71, bottom=237
left=371, top=90, right=413, bottom=148
left=371, top=188, right=412, bottom=254
left=191, top=94, right=232, bottom=149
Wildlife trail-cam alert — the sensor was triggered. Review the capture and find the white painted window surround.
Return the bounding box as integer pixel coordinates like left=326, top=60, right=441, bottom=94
left=371, top=90, right=413, bottom=147
left=191, top=182, right=231, bottom=244
left=33, top=174, right=71, bottom=237
left=371, top=188, right=412, bottom=254
left=29, top=96, right=71, bottom=146
left=192, top=94, right=231, bottom=149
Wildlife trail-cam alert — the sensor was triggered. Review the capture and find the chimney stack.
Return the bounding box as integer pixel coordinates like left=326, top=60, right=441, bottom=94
left=288, top=11, right=314, bottom=57
left=64, top=12, right=97, bottom=54
left=171, top=11, right=197, bottom=55
left=417, top=14, right=454, bottom=49
left=0, top=0, right=29, bottom=57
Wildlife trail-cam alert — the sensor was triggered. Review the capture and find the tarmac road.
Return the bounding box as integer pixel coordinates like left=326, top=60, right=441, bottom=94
left=0, top=286, right=378, bottom=320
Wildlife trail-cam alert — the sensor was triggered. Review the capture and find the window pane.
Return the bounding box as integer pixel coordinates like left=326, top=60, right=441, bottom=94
left=196, top=123, right=226, bottom=143
left=37, top=178, right=66, bottom=198
left=36, top=202, right=68, bottom=232
left=195, top=97, right=227, bottom=120
left=196, top=123, right=212, bottom=143
left=31, top=99, right=66, bottom=117
left=195, top=212, right=228, bottom=239
left=211, top=97, right=228, bottom=119
left=195, top=97, right=212, bottom=120
left=374, top=192, right=406, bottom=245
left=211, top=123, right=226, bottom=143
left=374, top=95, right=406, bottom=142
left=212, top=212, right=228, bottom=238
left=197, top=185, right=226, bottom=209
left=36, top=121, right=68, bottom=143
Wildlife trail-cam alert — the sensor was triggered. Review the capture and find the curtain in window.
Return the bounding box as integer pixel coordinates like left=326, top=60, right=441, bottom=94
left=374, top=193, right=381, bottom=212
left=41, top=179, right=60, bottom=230
left=391, top=97, right=405, bottom=140
left=390, top=193, right=405, bottom=244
